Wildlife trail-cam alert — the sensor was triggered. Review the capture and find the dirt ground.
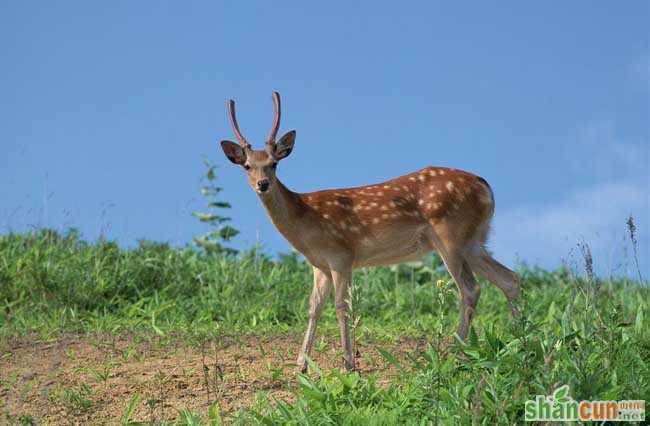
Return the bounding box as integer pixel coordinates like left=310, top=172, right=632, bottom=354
left=1, top=333, right=425, bottom=425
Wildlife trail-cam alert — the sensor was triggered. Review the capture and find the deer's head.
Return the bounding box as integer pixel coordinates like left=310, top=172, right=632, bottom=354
left=220, top=92, right=295, bottom=195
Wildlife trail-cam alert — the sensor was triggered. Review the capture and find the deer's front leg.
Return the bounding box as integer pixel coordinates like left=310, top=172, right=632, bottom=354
left=297, top=266, right=332, bottom=372
left=332, top=266, right=355, bottom=371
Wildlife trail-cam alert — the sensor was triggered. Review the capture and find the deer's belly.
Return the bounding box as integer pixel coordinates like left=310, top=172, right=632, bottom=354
left=353, top=224, right=434, bottom=267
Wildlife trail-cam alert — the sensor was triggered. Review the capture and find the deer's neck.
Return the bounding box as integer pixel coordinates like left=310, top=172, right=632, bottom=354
left=258, top=179, right=307, bottom=245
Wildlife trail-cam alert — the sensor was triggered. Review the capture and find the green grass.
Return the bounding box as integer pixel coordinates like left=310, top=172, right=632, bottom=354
left=1, top=228, right=648, bottom=424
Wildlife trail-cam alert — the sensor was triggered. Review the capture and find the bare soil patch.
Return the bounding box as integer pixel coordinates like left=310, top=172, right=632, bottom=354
left=1, top=333, right=426, bottom=425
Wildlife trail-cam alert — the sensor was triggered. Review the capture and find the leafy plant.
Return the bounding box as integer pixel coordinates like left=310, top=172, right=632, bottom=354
left=193, top=160, right=239, bottom=255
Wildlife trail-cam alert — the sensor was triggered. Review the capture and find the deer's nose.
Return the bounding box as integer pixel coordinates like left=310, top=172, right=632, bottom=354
left=257, top=179, right=270, bottom=192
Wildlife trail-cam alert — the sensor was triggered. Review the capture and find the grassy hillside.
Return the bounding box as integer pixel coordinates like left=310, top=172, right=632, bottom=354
left=1, top=229, right=648, bottom=424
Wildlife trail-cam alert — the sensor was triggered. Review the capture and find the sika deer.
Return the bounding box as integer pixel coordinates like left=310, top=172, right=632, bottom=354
left=219, top=92, right=521, bottom=371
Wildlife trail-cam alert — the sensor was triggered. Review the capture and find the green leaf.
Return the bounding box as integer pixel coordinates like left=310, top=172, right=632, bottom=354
left=201, top=186, right=220, bottom=196
left=304, top=355, right=323, bottom=376
left=121, top=393, right=141, bottom=425
left=332, top=370, right=359, bottom=390
left=209, top=201, right=231, bottom=209
left=469, top=327, right=479, bottom=347
left=296, top=375, right=326, bottom=401
left=553, top=384, right=570, bottom=403
left=206, top=167, right=215, bottom=181
left=635, top=305, right=644, bottom=334
left=151, top=321, right=165, bottom=337
left=377, top=347, right=405, bottom=374
left=207, top=401, right=222, bottom=425
left=219, top=226, right=239, bottom=240
left=192, top=212, right=218, bottom=222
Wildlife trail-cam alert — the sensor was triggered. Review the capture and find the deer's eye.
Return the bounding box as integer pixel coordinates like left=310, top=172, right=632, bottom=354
left=271, top=162, right=278, bottom=169
left=244, top=164, right=251, bottom=170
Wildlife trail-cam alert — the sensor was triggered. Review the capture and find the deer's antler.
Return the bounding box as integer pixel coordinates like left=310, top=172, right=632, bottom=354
left=266, top=91, right=281, bottom=154
left=227, top=99, right=251, bottom=150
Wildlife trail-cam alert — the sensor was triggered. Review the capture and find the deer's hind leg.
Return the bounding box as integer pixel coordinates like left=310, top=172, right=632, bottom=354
left=428, top=224, right=482, bottom=340
left=467, top=246, right=521, bottom=316
left=446, top=255, right=481, bottom=340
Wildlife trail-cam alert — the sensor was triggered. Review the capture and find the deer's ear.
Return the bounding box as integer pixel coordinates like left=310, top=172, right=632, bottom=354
left=275, top=130, right=296, bottom=160
left=220, top=140, right=247, bottom=165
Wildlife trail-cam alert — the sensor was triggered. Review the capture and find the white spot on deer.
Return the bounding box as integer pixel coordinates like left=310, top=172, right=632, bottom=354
left=380, top=205, right=388, bottom=211
left=349, top=226, right=360, bottom=233
left=418, top=175, right=426, bottom=182
left=429, top=169, right=437, bottom=177
left=326, top=201, right=332, bottom=206
left=436, top=189, right=443, bottom=194
left=408, top=176, right=417, bottom=182
left=382, top=213, right=390, bottom=219
left=370, top=202, right=378, bottom=208
left=372, top=217, right=380, bottom=224
left=439, top=170, right=446, bottom=175
left=390, top=213, right=398, bottom=218
left=401, top=185, right=409, bottom=191
left=376, top=191, right=384, bottom=196
left=323, top=214, right=330, bottom=219
left=446, top=181, right=454, bottom=192
left=418, top=199, right=424, bottom=205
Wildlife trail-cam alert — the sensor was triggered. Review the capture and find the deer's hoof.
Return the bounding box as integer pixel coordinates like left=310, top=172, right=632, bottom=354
left=296, top=357, right=308, bottom=373
left=342, top=357, right=356, bottom=372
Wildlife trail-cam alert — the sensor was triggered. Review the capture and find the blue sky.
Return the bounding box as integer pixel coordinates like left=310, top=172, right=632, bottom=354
left=2, top=2, right=648, bottom=277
